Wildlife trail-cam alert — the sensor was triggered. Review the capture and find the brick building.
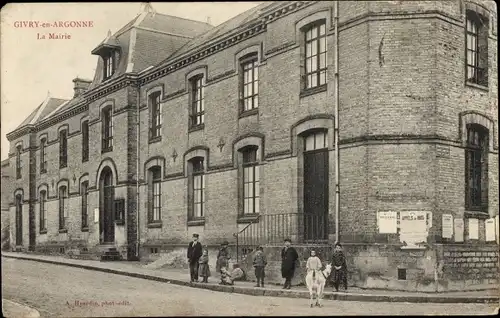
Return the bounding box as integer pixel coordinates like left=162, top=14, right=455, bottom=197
left=6, top=1, right=498, bottom=291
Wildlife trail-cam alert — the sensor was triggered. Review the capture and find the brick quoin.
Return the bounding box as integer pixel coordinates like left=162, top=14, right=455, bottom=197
left=5, top=1, right=498, bottom=291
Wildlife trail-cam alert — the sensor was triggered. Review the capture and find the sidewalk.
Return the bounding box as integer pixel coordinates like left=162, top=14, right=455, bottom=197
left=2, top=299, right=40, bottom=318
left=2, top=252, right=499, bottom=304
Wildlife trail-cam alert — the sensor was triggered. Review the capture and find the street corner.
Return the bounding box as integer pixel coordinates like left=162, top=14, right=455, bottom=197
left=2, top=299, right=40, bottom=318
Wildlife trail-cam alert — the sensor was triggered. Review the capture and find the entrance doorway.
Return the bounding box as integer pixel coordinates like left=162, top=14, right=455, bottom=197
left=303, top=130, right=329, bottom=242
left=99, top=167, right=115, bottom=244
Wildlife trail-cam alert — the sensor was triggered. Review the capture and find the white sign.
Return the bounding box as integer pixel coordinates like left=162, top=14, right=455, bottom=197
left=468, top=218, right=479, bottom=240
left=485, top=218, right=496, bottom=242
left=454, top=218, right=464, bottom=242
left=377, top=211, right=397, bottom=234
left=94, top=208, right=99, bottom=223
left=442, top=214, right=453, bottom=239
left=399, top=211, right=428, bottom=247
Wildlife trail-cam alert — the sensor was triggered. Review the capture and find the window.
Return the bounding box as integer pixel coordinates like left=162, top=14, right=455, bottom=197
left=190, top=75, right=204, bottom=128
left=304, top=130, right=328, bottom=151
left=304, top=20, right=327, bottom=90
left=240, top=54, right=259, bottom=112
left=103, top=52, right=115, bottom=80
left=16, top=145, right=22, bottom=179
left=148, top=167, right=162, bottom=223
left=242, top=147, right=260, bottom=215
left=466, top=11, right=489, bottom=86
left=59, top=130, right=67, bottom=168
left=102, top=107, right=113, bottom=152
left=59, top=186, right=68, bottom=230
left=114, top=199, right=125, bottom=225
left=82, top=121, right=89, bottom=162
left=39, top=190, right=47, bottom=233
left=40, top=138, right=47, bottom=173
left=81, top=182, right=89, bottom=229
left=189, top=158, right=205, bottom=219
left=465, top=124, right=489, bottom=211
left=149, top=92, right=162, bottom=140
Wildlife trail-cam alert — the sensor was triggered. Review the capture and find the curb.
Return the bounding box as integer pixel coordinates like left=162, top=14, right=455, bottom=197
left=3, top=254, right=499, bottom=304
left=2, top=299, right=41, bottom=318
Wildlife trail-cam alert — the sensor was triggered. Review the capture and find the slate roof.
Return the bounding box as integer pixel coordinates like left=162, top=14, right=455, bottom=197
left=15, top=97, right=69, bottom=129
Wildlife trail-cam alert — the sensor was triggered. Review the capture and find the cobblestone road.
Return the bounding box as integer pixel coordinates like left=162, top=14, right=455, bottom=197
left=2, top=257, right=498, bottom=317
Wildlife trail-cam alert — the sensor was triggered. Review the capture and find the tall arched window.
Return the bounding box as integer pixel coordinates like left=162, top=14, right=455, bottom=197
left=239, top=53, right=259, bottom=113
left=102, top=106, right=113, bottom=152
left=59, top=130, right=68, bottom=168
left=81, top=181, right=89, bottom=230
left=40, top=138, right=47, bottom=173
left=59, top=186, right=68, bottom=230
left=188, top=157, right=205, bottom=220
left=465, top=124, right=489, bottom=211
left=189, top=75, right=205, bottom=128
left=148, top=166, right=162, bottom=223
left=149, top=92, right=162, bottom=140
left=303, top=20, right=327, bottom=90
left=82, top=121, right=89, bottom=162
left=16, top=145, right=22, bottom=179
left=241, top=146, right=260, bottom=215
left=39, top=190, right=47, bottom=233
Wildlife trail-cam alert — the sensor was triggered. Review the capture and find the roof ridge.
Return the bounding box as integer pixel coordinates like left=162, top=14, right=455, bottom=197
left=151, top=11, right=213, bottom=27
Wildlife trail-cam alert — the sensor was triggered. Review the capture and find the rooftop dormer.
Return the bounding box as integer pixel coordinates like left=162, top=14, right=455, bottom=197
left=91, top=30, right=121, bottom=81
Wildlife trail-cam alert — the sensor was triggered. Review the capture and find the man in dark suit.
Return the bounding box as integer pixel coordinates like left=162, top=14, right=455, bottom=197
left=281, top=238, right=299, bottom=289
left=187, top=233, right=203, bottom=282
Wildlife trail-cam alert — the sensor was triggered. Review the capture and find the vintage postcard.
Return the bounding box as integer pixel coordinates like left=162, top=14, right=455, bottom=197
left=1, top=1, right=499, bottom=317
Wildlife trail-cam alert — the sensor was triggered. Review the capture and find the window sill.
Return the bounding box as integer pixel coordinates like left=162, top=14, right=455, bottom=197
left=147, top=222, right=162, bottom=228
left=465, top=81, right=488, bottom=92
left=300, top=84, right=327, bottom=98
left=59, top=228, right=68, bottom=234
left=82, top=158, right=89, bottom=163
left=464, top=210, right=490, bottom=219
left=149, top=136, right=162, bottom=144
left=81, top=227, right=89, bottom=232
left=237, top=214, right=260, bottom=224
left=188, top=124, right=205, bottom=133
left=40, top=169, right=47, bottom=174
left=102, top=147, right=113, bottom=154
left=59, top=164, right=67, bottom=169
left=187, top=218, right=205, bottom=226
left=239, top=108, right=259, bottom=119
left=115, top=219, right=125, bottom=226
left=39, top=229, right=47, bottom=235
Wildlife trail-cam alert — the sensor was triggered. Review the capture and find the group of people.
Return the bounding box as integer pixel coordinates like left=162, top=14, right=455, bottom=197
left=280, top=238, right=348, bottom=292
left=186, top=234, right=348, bottom=291
left=186, top=234, right=234, bottom=284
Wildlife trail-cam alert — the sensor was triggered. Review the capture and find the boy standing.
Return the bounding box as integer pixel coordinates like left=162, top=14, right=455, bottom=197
left=253, top=246, right=267, bottom=287
left=331, top=242, right=348, bottom=292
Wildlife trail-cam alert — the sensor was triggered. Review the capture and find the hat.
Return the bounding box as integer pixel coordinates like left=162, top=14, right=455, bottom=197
left=334, top=241, right=342, bottom=247
left=221, top=240, right=229, bottom=246
left=192, top=233, right=199, bottom=238
left=284, top=238, right=292, bottom=243
left=257, top=245, right=263, bottom=250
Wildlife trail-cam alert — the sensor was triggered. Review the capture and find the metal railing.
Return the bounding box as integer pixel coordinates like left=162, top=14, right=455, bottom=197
left=234, top=213, right=331, bottom=262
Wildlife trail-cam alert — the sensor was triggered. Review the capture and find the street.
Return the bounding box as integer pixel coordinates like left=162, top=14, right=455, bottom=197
left=2, top=257, right=498, bottom=317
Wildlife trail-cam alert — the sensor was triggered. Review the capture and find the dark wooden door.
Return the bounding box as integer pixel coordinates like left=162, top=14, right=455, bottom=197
left=15, top=195, right=23, bottom=246
left=303, top=149, right=329, bottom=241
left=100, top=170, right=115, bottom=244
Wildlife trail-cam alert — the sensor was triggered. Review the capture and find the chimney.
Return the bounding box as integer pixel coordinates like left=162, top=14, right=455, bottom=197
left=72, top=77, right=92, bottom=98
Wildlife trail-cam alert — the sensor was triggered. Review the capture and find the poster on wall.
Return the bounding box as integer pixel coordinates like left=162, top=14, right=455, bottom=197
left=485, top=218, right=496, bottom=242
left=468, top=218, right=479, bottom=240
left=94, top=208, right=99, bottom=223
left=442, top=214, right=453, bottom=239
left=454, top=218, right=464, bottom=242
left=399, top=211, right=428, bottom=247
left=377, top=211, right=398, bottom=234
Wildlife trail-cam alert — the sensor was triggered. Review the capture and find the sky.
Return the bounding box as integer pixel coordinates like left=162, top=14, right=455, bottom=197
left=0, top=2, right=263, bottom=160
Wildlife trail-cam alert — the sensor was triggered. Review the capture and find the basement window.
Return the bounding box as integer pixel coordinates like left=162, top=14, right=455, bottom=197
left=150, top=247, right=159, bottom=254
left=397, top=268, right=407, bottom=280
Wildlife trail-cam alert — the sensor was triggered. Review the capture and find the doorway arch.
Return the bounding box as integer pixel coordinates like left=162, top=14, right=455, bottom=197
left=99, top=167, right=115, bottom=244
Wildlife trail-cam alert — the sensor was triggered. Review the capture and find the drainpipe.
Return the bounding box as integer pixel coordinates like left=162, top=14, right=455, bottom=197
left=334, top=1, right=340, bottom=243
left=136, top=82, right=141, bottom=259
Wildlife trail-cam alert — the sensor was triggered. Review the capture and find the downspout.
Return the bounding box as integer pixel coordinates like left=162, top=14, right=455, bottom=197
left=334, top=1, right=340, bottom=243
left=136, top=83, right=141, bottom=259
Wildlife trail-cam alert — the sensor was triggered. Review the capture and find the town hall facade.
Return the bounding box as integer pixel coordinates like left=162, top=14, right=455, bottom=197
left=6, top=1, right=498, bottom=291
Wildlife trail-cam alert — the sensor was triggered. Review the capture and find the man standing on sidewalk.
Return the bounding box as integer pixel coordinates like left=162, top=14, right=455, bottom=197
left=281, top=238, right=299, bottom=289
left=187, top=233, right=202, bottom=283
